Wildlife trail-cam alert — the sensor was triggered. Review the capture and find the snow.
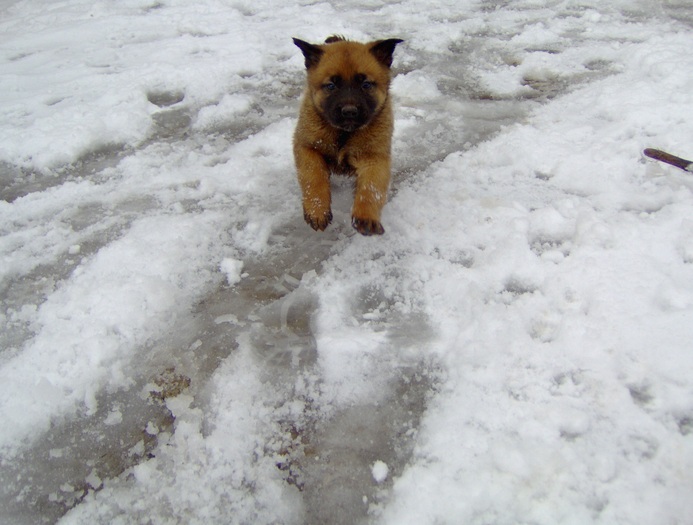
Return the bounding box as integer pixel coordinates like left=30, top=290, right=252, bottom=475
left=372, top=461, right=389, bottom=484
left=220, top=257, right=244, bottom=286
left=1, top=0, right=693, bottom=524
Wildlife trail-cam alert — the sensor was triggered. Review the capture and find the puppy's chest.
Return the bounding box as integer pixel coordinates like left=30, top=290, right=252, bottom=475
left=315, top=134, right=357, bottom=175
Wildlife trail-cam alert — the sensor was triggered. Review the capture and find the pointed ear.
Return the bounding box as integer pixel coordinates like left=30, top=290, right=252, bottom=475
left=369, top=38, right=404, bottom=68
left=293, top=38, right=323, bottom=69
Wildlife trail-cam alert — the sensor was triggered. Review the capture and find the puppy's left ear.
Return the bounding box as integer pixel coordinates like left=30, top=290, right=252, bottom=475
left=293, top=38, right=323, bottom=69
left=369, top=39, right=404, bottom=68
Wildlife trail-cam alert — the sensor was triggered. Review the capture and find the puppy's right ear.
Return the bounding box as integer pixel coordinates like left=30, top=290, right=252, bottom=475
left=293, top=38, right=323, bottom=69
left=369, top=39, right=404, bottom=68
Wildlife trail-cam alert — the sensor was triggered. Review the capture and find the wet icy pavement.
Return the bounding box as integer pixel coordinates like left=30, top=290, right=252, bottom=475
left=2, top=1, right=693, bottom=524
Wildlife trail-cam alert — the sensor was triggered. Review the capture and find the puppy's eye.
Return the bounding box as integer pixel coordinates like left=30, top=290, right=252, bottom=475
left=362, top=81, right=375, bottom=90
left=323, top=82, right=337, bottom=92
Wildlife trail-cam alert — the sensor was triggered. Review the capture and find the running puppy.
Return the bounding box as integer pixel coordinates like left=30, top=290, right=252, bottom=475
left=293, top=36, right=403, bottom=235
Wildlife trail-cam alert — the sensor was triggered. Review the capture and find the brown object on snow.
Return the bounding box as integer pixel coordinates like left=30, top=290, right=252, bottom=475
left=644, top=148, right=693, bottom=172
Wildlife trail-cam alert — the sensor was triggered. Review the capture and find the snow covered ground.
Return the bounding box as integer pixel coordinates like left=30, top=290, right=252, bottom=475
left=1, top=0, right=693, bottom=523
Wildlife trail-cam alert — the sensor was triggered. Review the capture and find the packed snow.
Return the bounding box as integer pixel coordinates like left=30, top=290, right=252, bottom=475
left=1, top=0, right=693, bottom=524
left=371, top=461, right=389, bottom=484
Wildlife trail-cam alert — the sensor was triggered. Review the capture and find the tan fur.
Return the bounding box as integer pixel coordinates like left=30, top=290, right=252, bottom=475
left=293, top=38, right=401, bottom=235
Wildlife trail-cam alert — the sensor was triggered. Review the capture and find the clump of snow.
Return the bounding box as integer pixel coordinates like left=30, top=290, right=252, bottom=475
left=103, top=409, right=123, bottom=426
left=372, top=461, right=389, bottom=484
left=392, top=72, right=441, bottom=104
left=220, top=258, right=244, bottom=286
left=193, top=94, right=254, bottom=132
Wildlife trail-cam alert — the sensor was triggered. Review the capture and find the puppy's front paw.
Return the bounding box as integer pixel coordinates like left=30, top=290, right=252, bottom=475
left=304, top=208, right=333, bottom=231
left=352, top=216, right=384, bottom=236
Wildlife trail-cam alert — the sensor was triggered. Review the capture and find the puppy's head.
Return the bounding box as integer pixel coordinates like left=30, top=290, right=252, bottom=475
left=294, top=36, right=403, bottom=132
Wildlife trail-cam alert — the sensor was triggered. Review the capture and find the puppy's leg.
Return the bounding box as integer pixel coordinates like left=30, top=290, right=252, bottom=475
left=351, top=157, right=390, bottom=235
left=295, top=145, right=332, bottom=231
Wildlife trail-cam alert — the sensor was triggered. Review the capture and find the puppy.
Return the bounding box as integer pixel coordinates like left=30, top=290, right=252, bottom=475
left=293, top=36, right=403, bottom=235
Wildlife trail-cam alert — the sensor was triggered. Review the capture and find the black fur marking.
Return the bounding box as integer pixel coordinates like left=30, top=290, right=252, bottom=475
left=369, top=39, right=404, bottom=68
left=293, top=38, right=323, bottom=69
left=337, top=130, right=351, bottom=150
left=320, top=74, right=379, bottom=132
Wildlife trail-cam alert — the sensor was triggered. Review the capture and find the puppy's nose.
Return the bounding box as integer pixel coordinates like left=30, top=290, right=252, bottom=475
left=341, top=105, right=358, bottom=118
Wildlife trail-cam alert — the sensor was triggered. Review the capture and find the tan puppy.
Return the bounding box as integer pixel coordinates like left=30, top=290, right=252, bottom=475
left=293, top=36, right=403, bottom=235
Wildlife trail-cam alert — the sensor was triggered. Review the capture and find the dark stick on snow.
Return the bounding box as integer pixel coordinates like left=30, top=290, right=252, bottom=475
left=644, top=148, right=693, bottom=172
